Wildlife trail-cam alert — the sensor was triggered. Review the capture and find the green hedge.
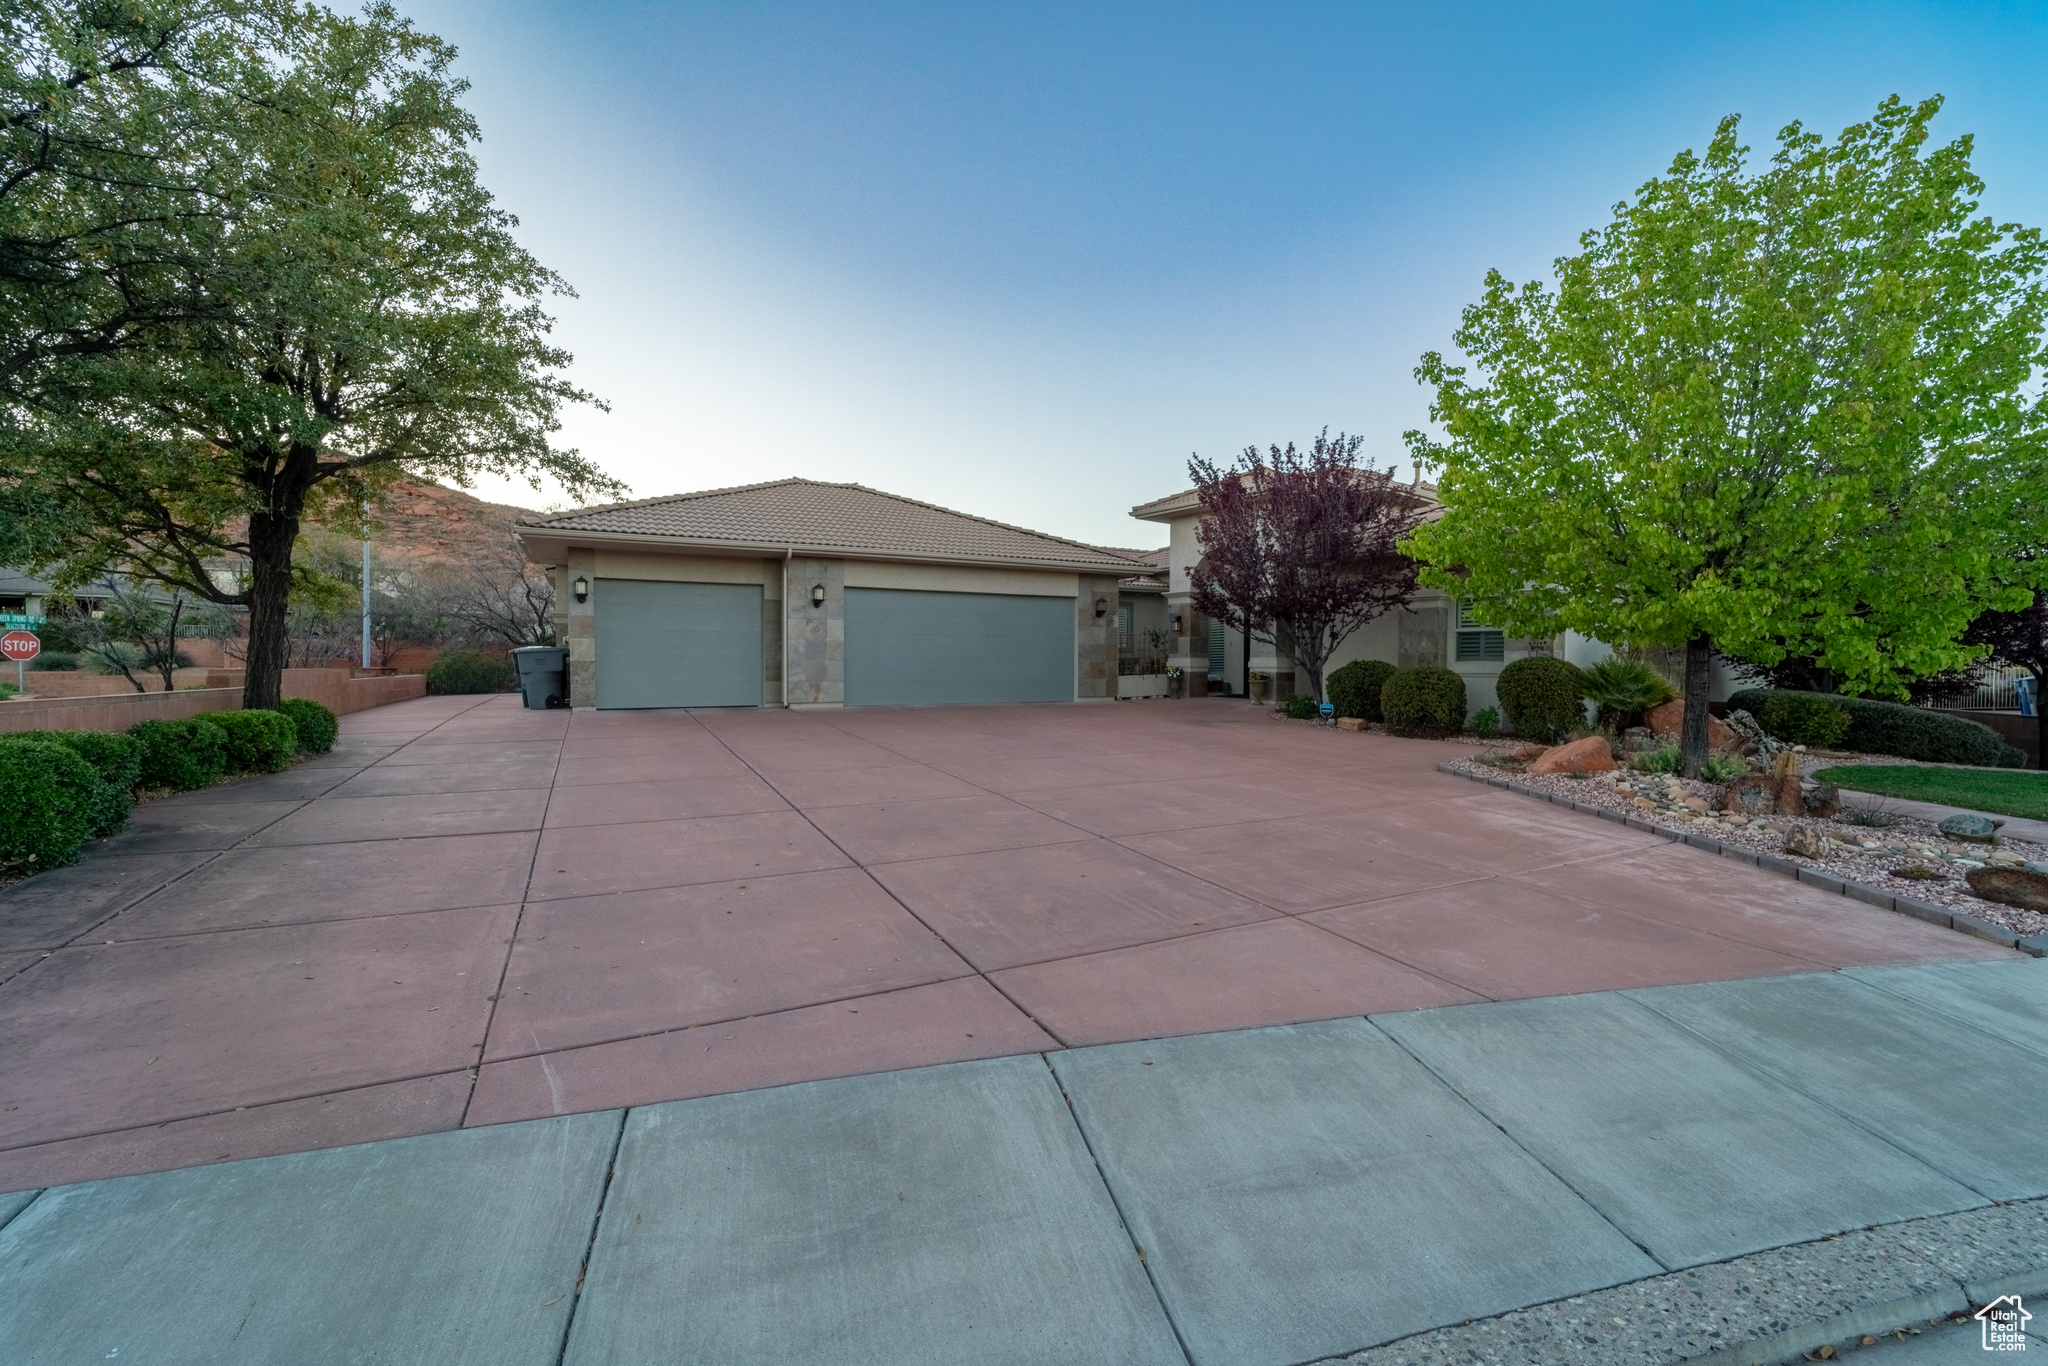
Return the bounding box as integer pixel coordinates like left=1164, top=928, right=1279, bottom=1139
left=130, top=717, right=229, bottom=790
left=45, top=731, right=140, bottom=835
left=278, top=697, right=339, bottom=753
left=1727, top=688, right=2023, bottom=767
left=1382, top=665, right=1467, bottom=738
left=1496, top=656, right=1586, bottom=743
left=207, top=709, right=296, bottom=773
left=1756, top=693, right=1851, bottom=748
left=1327, top=659, right=1397, bottom=722
left=427, top=649, right=516, bottom=695
left=0, top=739, right=102, bottom=873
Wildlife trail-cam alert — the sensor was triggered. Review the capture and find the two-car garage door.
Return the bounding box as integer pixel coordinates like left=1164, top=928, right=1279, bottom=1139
left=845, top=588, right=1073, bottom=706
left=592, top=579, right=1074, bottom=708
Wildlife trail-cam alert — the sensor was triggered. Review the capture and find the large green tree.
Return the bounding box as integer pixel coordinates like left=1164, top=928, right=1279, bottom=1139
left=3, top=1, right=617, bottom=709
left=1405, top=96, right=2048, bottom=774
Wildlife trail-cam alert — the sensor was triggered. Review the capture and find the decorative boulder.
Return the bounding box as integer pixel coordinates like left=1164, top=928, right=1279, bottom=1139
left=1721, top=709, right=1784, bottom=758
left=1510, top=742, right=1549, bottom=761
left=1645, top=699, right=1734, bottom=750
left=1335, top=717, right=1367, bottom=733
left=1937, top=814, right=2003, bottom=843
left=1802, top=781, right=1841, bottom=819
left=1964, top=866, right=2048, bottom=914
left=1782, top=825, right=1828, bottom=860
left=1527, top=735, right=1618, bottom=775
left=1721, top=774, right=1778, bottom=815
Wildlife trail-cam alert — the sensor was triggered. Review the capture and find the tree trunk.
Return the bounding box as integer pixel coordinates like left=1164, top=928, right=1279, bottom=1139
left=1681, top=632, right=1713, bottom=779
left=241, top=446, right=320, bottom=712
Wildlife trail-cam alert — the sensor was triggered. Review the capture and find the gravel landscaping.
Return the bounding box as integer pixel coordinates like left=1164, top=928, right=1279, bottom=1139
left=1441, top=747, right=2048, bottom=939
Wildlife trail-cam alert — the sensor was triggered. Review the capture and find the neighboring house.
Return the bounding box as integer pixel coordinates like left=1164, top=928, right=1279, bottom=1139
left=1128, top=479, right=1612, bottom=716
left=515, top=478, right=1153, bottom=710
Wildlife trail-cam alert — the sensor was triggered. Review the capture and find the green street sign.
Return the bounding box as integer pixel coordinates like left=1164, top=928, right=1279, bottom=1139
left=0, top=613, right=44, bottom=630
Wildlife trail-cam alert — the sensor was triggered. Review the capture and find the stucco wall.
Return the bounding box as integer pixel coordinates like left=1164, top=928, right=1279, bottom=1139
left=843, top=562, right=1077, bottom=597
left=592, top=550, right=769, bottom=585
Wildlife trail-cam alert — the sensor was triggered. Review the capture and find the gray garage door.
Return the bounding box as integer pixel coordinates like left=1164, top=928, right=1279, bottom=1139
left=845, top=588, right=1073, bottom=706
left=595, top=578, right=762, bottom=709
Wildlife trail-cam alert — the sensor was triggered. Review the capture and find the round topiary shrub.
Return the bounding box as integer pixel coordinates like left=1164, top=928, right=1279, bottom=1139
left=1495, top=656, right=1586, bottom=743
left=1756, top=693, right=1852, bottom=748
left=277, top=697, right=339, bottom=753
left=207, top=709, right=297, bottom=773
left=0, top=739, right=100, bottom=874
left=1327, top=659, right=1398, bottom=722
left=34, top=731, right=140, bottom=835
left=427, top=649, right=517, bottom=695
left=130, top=717, right=230, bottom=791
left=1381, top=665, right=1468, bottom=738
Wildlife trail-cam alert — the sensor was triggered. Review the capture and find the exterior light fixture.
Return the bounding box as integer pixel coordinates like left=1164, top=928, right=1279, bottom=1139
left=1094, top=596, right=1108, bottom=619
left=572, top=576, right=589, bottom=603
left=811, top=584, right=826, bottom=608
left=1171, top=611, right=1183, bottom=633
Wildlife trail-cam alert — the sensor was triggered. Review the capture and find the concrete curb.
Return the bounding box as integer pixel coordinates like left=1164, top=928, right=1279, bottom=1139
left=1316, top=1197, right=2048, bottom=1366
left=1440, top=762, right=2048, bottom=959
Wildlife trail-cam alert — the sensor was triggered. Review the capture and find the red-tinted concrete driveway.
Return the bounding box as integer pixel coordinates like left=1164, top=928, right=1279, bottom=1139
left=0, top=694, right=2010, bottom=1190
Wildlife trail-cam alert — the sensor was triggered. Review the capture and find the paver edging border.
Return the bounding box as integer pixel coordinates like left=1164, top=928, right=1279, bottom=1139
left=1437, top=761, right=2048, bottom=959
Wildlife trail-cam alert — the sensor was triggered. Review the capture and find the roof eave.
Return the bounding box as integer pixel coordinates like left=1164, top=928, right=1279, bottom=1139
left=513, top=525, right=1146, bottom=575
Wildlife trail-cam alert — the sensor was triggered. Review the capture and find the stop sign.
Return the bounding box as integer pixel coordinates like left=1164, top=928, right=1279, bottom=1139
left=0, top=630, right=39, bottom=663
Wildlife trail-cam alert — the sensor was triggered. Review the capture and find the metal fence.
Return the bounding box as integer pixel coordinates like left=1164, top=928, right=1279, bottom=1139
left=1926, top=665, right=2029, bottom=712
left=1118, top=653, right=1171, bottom=677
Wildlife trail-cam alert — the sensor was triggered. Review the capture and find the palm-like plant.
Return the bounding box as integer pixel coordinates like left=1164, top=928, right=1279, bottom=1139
left=1580, top=656, right=1677, bottom=730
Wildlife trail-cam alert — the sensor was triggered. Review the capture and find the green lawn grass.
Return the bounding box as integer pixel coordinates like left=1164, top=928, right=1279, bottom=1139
left=1817, top=765, right=2048, bottom=821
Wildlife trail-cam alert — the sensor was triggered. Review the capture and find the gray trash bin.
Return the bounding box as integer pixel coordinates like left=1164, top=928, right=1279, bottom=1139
left=511, top=646, right=569, bottom=710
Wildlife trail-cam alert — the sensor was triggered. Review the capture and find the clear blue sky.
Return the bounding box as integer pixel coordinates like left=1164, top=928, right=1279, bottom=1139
left=406, top=1, right=2048, bottom=547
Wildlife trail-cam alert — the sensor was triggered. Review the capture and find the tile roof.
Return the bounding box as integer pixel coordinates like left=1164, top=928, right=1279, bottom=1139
left=521, top=478, right=1151, bottom=572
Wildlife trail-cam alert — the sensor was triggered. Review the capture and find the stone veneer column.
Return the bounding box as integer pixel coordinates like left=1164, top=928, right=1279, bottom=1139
left=760, top=559, right=784, bottom=706
left=784, top=557, right=844, bottom=706
left=1075, top=577, right=1118, bottom=700
left=565, top=546, right=597, bottom=710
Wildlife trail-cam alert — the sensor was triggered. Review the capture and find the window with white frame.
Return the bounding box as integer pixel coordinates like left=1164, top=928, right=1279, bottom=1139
left=1455, top=601, right=1504, bottom=662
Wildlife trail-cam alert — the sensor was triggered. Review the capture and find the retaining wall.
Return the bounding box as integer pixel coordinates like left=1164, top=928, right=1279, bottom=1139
left=1948, top=708, right=2040, bottom=769
left=0, top=670, right=424, bottom=733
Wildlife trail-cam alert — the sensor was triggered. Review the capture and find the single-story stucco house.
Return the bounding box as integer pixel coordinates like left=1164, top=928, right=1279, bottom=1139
left=515, top=479, right=1153, bottom=710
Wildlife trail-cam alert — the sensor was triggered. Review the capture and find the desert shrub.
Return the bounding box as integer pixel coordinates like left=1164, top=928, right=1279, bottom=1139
left=1579, top=656, right=1676, bottom=730
left=206, top=709, right=297, bottom=773
left=277, top=697, right=339, bottom=753
left=27, top=651, right=79, bottom=671
left=1381, top=665, right=1467, bottom=738
left=1998, top=745, right=2028, bottom=769
left=1701, top=753, right=1750, bottom=782
left=1327, top=659, right=1398, bottom=722
left=1494, top=656, right=1586, bottom=743
left=1728, top=688, right=2008, bottom=766
left=1630, top=744, right=1683, bottom=773
left=129, top=717, right=229, bottom=790
left=1473, top=706, right=1500, bottom=738
left=1281, top=693, right=1317, bottom=720
left=0, top=740, right=100, bottom=873
left=427, top=649, right=516, bottom=695
left=1756, top=693, right=1851, bottom=748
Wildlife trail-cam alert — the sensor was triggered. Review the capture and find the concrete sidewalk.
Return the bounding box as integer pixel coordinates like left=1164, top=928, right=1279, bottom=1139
left=5, top=957, right=2046, bottom=1366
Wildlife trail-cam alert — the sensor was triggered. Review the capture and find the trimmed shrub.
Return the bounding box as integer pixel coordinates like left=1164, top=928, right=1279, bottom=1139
left=206, top=709, right=297, bottom=774
left=130, top=717, right=229, bottom=790
left=427, top=649, right=516, bottom=695
left=1327, top=659, right=1398, bottom=722
left=1473, top=706, right=1500, bottom=739
left=1727, top=688, right=2010, bottom=767
left=1281, top=693, right=1317, bottom=720
left=1495, top=656, right=1586, bottom=743
left=1381, top=665, right=1467, bottom=738
left=1756, top=693, right=1851, bottom=748
left=0, top=740, right=100, bottom=873
left=277, top=697, right=339, bottom=753
left=43, top=731, right=140, bottom=835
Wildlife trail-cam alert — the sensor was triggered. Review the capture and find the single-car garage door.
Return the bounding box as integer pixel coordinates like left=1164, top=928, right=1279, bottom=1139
left=595, top=578, right=762, bottom=708
left=845, top=588, right=1073, bottom=706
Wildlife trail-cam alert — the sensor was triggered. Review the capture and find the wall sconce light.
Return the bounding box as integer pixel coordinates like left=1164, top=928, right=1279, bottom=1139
left=1170, top=611, right=1183, bottom=633
left=572, top=576, right=589, bottom=603
left=811, top=584, right=826, bottom=609
left=1093, top=596, right=1109, bottom=619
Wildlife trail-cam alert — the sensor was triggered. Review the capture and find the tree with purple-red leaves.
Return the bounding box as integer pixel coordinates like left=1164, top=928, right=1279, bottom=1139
left=1187, top=430, right=1426, bottom=703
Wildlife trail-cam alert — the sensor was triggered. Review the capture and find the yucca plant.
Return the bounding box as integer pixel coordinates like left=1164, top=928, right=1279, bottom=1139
left=1580, top=656, right=1678, bottom=730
